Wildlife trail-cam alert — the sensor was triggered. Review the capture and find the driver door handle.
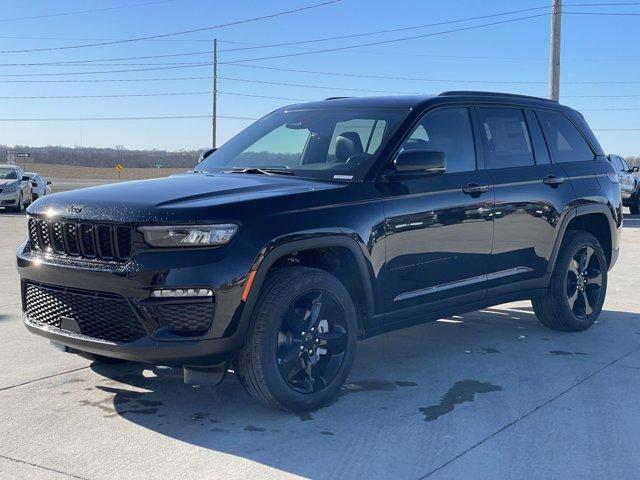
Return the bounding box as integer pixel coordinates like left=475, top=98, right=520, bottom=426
left=462, top=183, right=489, bottom=195
left=543, top=174, right=566, bottom=186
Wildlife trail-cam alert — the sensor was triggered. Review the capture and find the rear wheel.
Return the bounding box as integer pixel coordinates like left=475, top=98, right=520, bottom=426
left=532, top=230, right=607, bottom=332
left=236, top=267, right=357, bottom=411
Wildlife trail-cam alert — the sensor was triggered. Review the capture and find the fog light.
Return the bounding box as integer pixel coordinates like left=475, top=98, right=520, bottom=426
left=150, top=288, right=213, bottom=298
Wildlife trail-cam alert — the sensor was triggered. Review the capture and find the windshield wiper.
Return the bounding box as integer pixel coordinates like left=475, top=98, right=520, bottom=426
left=224, top=167, right=294, bottom=176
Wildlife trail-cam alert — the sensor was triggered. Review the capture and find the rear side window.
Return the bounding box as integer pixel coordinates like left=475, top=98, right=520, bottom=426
left=477, top=107, right=535, bottom=169
left=537, top=110, right=594, bottom=163
left=401, top=107, right=476, bottom=173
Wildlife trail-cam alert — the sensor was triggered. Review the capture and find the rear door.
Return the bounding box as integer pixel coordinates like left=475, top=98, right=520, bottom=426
left=475, top=106, right=575, bottom=294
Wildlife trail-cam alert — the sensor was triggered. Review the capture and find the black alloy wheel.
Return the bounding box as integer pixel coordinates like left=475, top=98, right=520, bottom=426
left=276, top=290, right=348, bottom=394
left=236, top=267, right=357, bottom=411
left=566, top=245, right=603, bottom=319
left=532, top=230, right=607, bottom=332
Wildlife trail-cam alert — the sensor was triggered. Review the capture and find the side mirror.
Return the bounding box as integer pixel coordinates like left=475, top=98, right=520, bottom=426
left=390, top=149, right=446, bottom=176
left=46, top=181, right=52, bottom=185
left=198, top=148, right=217, bottom=164
left=21, top=175, right=30, bottom=182
left=632, top=166, right=639, bottom=173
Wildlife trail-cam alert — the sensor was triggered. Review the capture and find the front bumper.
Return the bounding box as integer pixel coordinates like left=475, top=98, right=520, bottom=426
left=0, top=190, right=20, bottom=206
left=17, top=240, right=256, bottom=366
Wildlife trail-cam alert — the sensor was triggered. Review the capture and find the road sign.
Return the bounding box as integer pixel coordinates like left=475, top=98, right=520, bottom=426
left=115, top=163, right=124, bottom=173
left=5, top=149, right=15, bottom=155
left=16, top=152, right=30, bottom=158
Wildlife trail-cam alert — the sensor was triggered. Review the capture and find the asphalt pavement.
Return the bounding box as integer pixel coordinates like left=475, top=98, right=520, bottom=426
left=1, top=210, right=640, bottom=479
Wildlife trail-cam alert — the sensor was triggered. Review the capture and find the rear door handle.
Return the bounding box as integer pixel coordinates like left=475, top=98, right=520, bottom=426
left=543, top=174, right=566, bottom=186
left=462, top=183, right=489, bottom=195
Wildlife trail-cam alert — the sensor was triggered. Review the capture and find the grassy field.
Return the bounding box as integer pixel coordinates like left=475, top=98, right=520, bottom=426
left=19, top=162, right=188, bottom=180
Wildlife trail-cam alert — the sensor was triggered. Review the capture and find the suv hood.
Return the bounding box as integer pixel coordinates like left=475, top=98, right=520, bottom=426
left=27, top=172, right=343, bottom=222
left=0, top=179, right=19, bottom=187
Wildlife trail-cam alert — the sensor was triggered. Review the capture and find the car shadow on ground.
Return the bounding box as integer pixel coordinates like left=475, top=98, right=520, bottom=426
left=84, top=305, right=640, bottom=479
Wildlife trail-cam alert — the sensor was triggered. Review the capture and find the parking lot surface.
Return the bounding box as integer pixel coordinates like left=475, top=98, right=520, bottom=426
left=1, top=211, right=640, bottom=479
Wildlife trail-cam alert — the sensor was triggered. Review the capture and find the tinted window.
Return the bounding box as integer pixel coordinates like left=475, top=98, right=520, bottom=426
left=477, top=107, right=534, bottom=169
left=400, top=107, right=476, bottom=173
left=197, top=108, right=408, bottom=180
left=537, top=110, right=594, bottom=163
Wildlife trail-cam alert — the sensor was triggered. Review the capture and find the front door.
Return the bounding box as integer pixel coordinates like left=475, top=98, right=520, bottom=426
left=380, top=107, right=494, bottom=318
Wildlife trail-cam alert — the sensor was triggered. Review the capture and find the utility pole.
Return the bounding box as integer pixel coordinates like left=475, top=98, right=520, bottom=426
left=548, top=0, right=562, bottom=102
left=212, top=38, right=218, bottom=148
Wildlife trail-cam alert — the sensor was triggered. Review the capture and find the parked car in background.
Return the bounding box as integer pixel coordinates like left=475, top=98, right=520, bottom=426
left=0, top=164, right=32, bottom=212
left=25, top=172, right=52, bottom=201
left=608, top=154, right=640, bottom=214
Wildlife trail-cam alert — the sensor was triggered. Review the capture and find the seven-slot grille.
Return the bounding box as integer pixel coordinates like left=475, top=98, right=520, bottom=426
left=28, top=217, right=133, bottom=261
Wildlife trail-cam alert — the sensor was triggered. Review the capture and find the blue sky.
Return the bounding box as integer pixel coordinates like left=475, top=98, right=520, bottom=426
left=0, top=0, right=638, bottom=155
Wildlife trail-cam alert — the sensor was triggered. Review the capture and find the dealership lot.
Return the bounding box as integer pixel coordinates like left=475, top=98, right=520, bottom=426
left=1, top=212, right=640, bottom=480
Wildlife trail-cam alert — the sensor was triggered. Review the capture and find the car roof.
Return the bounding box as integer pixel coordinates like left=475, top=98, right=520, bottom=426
left=279, top=91, right=568, bottom=113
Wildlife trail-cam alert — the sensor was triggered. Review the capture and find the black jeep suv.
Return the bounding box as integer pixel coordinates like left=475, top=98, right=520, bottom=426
left=18, top=91, right=622, bottom=411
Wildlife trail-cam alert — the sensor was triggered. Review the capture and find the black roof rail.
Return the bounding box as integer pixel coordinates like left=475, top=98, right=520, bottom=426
left=324, top=96, right=353, bottom=101
left=439, top=91, right=555, bottom=103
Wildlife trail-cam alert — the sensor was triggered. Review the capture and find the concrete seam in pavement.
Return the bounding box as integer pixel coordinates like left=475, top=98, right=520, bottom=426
left=0, top=366, right=90, bottom=393
left=417, top=342, right=640, bottom=479
left=0, top=453, right=92, bottom=480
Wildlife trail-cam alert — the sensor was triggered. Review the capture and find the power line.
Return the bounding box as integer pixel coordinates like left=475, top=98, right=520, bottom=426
left=0, top=115, right=258, bottom=122
left=0, top=0, right=178, bottom=23
left=0, top=90, right=311, bottom=101
left=217, top=6, right=554, bottom=53
left=0, top=0, right=341, bottom=54
left=217, top=13, right=552, bottom=64
left=0, top=74, right=419, bottom=93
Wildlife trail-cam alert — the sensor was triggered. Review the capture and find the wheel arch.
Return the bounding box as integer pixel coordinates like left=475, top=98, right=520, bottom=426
left=239, top=235, right=377, bottom=338
left=548, top=205, right=617, bottom=274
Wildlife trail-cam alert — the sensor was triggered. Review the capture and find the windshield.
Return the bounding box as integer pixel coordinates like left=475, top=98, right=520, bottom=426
left=0, top=168, right=17, bottom=180
left=197, top=108, right=409, bottom=180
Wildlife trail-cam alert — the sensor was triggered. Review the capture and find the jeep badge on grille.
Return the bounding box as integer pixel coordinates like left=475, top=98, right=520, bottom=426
left=67, top=205, right=83, bottom=214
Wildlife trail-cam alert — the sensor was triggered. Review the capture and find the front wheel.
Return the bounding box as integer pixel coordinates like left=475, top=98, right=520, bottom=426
left=236, top=267, right=357, bottom=411
left=11, top=192, right=24, bottom=212
left=532, top=230, right=607, bottom=332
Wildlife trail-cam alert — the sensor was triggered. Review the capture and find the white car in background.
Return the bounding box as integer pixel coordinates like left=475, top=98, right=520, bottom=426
left=25, top=172, right=53, bottom=201
left=0, top=164, right=32, bottom=212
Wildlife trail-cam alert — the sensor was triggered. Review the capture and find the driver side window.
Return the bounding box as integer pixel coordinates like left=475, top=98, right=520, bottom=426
left=400, top=107, right=476, bottom=173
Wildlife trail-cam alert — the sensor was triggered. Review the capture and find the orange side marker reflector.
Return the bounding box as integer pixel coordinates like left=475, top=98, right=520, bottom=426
left=242, top=270, right=257, bottom=302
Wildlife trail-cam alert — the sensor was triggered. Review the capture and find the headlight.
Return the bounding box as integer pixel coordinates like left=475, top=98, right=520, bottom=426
left=3, top=184, right=18, bottom=193
left=138, top=224, right=238, bottom=247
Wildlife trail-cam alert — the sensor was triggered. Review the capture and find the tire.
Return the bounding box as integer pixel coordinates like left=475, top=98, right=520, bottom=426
left=630, top=194, right=640, bottom=215
left=532, top=230, right=607, bottom=332
left=11, top=192, right=24, bottom=213
left=236, top=267, right=358, bottom=411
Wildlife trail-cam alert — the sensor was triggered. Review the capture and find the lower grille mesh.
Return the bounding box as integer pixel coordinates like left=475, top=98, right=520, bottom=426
left=25, top=283, right=146, bottom=343
left=140, top=303, right=214, bottom=336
